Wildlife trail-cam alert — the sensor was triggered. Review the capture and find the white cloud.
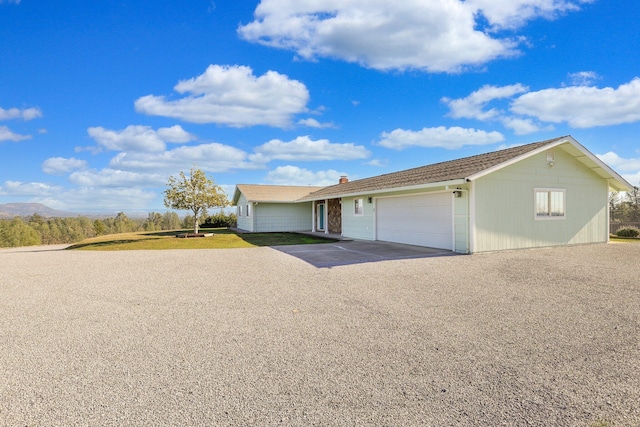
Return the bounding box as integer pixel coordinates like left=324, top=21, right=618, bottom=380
left=597, top=152, right=640, bottom=173
left=38, top=187, right=159, bottom=213
left=443, top=78, right=640, bottom=132
left=501, top=117, right=548, bottom=135
left=468, top=0, right=592, bottom=30
left=443, top=84, right=529, bottom=120
left=597, top=152, right=640, bottom=187
left=265, top=165, right=347, bottom=186
left=443, top=83, right=543, bottom=134
left=621, top=172, right=640, bottom=187
left=135, top=65, right=310, bottom=128
left=250, top=135, right=370, bottom=162
left=87, top=125, right=194, bottom=153
left=511, top=78, right=640, bottom=128
left=109, top=142, right=256, bottom=174
left=297, top=118, right=336, bottom=129
left=69, top=169, right=165, bottom=188
left=365, top=159, right=388, bottom=167
left=239, top=1, right=510, bottom=73
left=0, top=106, right=42, bottom=121
left=156, top=125, right=196, bottom=143
left=0, top=180, right=62, bottom=197
left=42, top=157, right=88, bottom=175
left=239, top=1, right=588, bottom=72
left=567, top=71, right=599, bottom=86
left=0, top=125, right=31, bottom=142
left=377, top=126, right=505, bottom=150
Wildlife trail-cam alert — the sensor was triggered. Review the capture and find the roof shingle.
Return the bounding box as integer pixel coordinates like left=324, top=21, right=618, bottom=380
left=234, top=184, right=324, bottom=203
left=299, top=136, right=567, bottom=201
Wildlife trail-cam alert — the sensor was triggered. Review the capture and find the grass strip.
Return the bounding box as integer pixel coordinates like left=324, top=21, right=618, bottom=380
left=67, top=229, right=337, bottom=251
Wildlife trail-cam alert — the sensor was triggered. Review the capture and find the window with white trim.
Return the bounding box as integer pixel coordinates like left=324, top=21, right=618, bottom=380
left=354, top=198, right=364, bottom=216
left=237, top=205, right=242, bottom=217
left=535, top=188, right=565, bottom=219
left=245, top=204, right=251, bottom=217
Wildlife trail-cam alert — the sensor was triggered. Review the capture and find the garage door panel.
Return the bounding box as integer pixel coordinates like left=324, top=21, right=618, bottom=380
left=376, top=193, right=453, bottom=249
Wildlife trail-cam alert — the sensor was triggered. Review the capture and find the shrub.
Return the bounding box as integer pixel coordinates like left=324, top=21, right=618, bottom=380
left=201, top=212, right=237, bottom=228
left=616, top=226, right=640, bottom=238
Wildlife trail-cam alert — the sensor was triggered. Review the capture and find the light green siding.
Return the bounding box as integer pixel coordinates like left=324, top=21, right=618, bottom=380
left=341, top=196, right=376, bottom=240
left=341, top=187, right=467, bottom=246
left=235, top=194, right=254, bottom=232
left=473, top=148, right=609, bottom=252
left=254, top=202, right=314, bottom=232
left=453, top=191, right=469, bottom=253
left=236, top=194, right=314, bottom=233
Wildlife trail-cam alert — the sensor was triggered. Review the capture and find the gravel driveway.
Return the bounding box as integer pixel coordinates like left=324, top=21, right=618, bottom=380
left=1, top=243, right=639, bottom=426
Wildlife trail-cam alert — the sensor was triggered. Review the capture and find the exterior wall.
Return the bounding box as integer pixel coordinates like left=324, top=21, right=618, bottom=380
left=235, top=193, right=254, bottom=232
left=453, top=190, right=470, bottom=253
left=254, top=202, right=314, bottom=232
left=376, top=191, right=454, bottom=249
left=472, top=148, right=609, bottom=252
left=341, top=195, right=376, bottom=240
left=341, top=187, right=463, bottom=244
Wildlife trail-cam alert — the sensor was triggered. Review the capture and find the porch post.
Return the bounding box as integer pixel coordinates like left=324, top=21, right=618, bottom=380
left=324, top=199, right=329, bottom=234
left=311, top=201, right=316, bottom=232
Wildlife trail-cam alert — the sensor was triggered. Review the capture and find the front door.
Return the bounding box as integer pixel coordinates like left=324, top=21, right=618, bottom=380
left=317, top=203, right=325, bottom=231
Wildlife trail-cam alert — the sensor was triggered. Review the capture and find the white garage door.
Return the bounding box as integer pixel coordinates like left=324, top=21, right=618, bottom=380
left=376, top=193, right=453, bottom=249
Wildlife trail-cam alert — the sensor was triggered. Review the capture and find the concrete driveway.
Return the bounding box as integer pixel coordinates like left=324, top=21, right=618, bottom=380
left=273, top=239, right=456, bottom=267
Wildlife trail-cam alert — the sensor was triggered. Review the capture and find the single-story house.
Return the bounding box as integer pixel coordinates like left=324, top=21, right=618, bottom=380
left=232, top=136, right=632, bottom=253
left=233, top=184, right=324, bottom=233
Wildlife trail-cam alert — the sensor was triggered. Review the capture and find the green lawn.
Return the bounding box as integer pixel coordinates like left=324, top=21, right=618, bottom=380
left=67, top=229, right=337, bottom=251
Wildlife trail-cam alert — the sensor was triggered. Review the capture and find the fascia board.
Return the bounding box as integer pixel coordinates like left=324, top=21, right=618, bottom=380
left=465, top=136, right=633, bottom=191
left=567, top=139, right=633, bottom=192
left=231, top=186, right=242, bottom=205
left=296, top=179, right=467, bottom=202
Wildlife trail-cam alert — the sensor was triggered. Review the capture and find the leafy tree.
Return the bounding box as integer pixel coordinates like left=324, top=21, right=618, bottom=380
left=114, top=212, right=132, bottom=233
left=0, top=217, right=41, bottom=247
left=162, top=211, right=181, bottom=230
left=163, top=167, right=229, bottom=233
left=94, top=219, right=106, bottom=236
left=182, top=214, right=195, bottom=230
left=143, top=212, right=164, bottom=231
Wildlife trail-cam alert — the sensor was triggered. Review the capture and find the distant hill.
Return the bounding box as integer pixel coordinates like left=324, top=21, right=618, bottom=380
left=0, top=203, right=76, bottom=218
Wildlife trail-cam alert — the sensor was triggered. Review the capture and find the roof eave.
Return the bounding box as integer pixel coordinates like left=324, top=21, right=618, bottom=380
left=231, top=186, right=242, bottom=205
left=297, top=179, right=467, bottom=202
left=566, top=139, right=633, bottom=192
left=464, top=136, right=633, bottom=192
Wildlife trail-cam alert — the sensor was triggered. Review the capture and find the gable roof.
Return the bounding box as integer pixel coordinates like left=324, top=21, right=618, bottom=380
left=233, top=184, right=324, bottom=204
left=298, top=135, right=632, bottom=201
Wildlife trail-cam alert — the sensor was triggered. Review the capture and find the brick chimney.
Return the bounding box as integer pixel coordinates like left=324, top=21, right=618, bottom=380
left=339, top=176, right=349, bottom=184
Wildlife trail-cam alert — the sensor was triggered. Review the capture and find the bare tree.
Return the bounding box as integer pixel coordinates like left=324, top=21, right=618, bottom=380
left=627, top=186, right=640, bottom=222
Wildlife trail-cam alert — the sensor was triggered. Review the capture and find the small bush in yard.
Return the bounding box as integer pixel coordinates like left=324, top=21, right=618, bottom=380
left=616, top=227, right=640, bottom=238
left=201, top=212, right=237, bottom=228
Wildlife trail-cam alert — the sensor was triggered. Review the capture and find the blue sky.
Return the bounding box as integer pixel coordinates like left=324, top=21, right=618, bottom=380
left=1, top=0, right=639, bottom=214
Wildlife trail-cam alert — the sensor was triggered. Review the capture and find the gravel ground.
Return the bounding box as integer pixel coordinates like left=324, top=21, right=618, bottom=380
left=1, top=243, right=639, bottom=426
